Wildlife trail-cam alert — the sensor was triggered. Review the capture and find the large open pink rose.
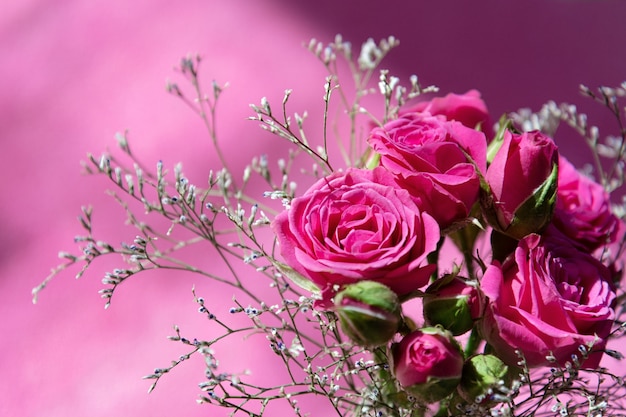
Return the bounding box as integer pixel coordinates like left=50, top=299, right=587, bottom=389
left=402, top=90, right=493, bottom=138
left=368, top=113, right=487, bottom=229
left=272, top=167, right=440, bottom=300
left=480, top=234, right=615, bottom=368
left=548, top=155, right=619, bottom=251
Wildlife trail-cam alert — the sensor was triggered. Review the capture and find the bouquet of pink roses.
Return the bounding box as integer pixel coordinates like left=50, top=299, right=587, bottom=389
left=37, top=36, right=626, bottom=416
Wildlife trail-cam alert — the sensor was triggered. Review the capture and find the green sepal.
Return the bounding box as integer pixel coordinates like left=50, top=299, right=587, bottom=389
left=404, top=373, right=462, bottom=404
left=480, top=159, right=558, bottom=241
left=486, top=116, right=513, bottom=164
left=273, top=261, right=321, bottom=293
left=365, top=150, right=381, bottom=170
left=502, top=160, right=558, bottom=240
left=458, top=354, right=514, bottom=405
left=423, top=274, right=476, bottom=336
left=423, top=295, right=474, bottom=336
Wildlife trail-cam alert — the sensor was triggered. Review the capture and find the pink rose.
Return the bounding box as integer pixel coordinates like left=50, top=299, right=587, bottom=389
left=272, top=167, right=440, bottom=301
left=480, top=234, right=615, bottom=368
left=548, top=155, right=619, bottom=251
left=368, top=113, right=487, bottom=229
left=403, top=89, right=493, bottom=138
left=483, top=130, right=558, bottom=239
left=391, top=327, right=464, bottom=402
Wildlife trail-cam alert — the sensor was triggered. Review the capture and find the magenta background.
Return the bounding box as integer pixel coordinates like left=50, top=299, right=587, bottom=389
left=2, top=1, right=626, bottom=416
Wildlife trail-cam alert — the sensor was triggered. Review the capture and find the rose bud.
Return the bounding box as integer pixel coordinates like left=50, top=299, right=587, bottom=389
left=391, top=327, right=464, bottom=403
left=334, top=281, right=402, bottom=347
left=482, top=129, right=558, bottom=240
left=458, top=354, right=513, bottom=405
left=423, top=276, right=482, bottom=336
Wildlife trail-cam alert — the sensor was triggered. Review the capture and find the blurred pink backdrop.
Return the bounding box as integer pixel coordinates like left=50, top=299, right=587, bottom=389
left=2, top=1, right=626, bottom=416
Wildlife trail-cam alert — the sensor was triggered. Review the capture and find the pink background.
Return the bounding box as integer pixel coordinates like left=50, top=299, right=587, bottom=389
left=2, top=1, right=626, bottom=416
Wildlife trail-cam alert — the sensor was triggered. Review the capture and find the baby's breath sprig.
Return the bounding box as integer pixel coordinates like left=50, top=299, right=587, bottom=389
left=493, top=341, right=626, bottom=417
left=306, top=35, right=437, bottom=169
left=514, top=82, right=626, bottom=195
left=142, top=284, right=392, bottom=416
left=167, top=55, right=231, bottom=177
left=577, top=83, right=626, bottom=192
left=33, top=80, right=299, bottom=308
left=249, top=87, right=335, bottom=175
left=377, top=70, right=439, bottom=126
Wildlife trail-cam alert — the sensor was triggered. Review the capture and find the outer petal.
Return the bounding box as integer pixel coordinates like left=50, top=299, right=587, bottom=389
left=403, top=90, right=493, bottom=139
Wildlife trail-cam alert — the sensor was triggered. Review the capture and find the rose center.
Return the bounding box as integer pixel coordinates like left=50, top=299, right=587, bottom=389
left=333, top=205, right=391, bottom=253
left=551, top=257, right=588, bottom=304
left=409, top=340, right=443, bottom=371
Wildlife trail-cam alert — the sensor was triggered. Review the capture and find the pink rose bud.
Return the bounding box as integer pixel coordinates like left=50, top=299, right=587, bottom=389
left=334, top=281, right=402, bottom=347
left=391, top=327, right=464, bottom=403
left=423, top=276, right=482, bottom=335
left=482, top=130, right=558, bottom=240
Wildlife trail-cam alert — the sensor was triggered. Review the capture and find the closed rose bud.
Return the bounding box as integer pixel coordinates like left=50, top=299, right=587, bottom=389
left=334, top=281, right=402, bottom=347
left=391, top=327, right=464, bottom=403
left=482, top=130, right=558, bottom=240
left=423, top=276, right=482, bottom=335
left=458, top=354, right=513, bottom=405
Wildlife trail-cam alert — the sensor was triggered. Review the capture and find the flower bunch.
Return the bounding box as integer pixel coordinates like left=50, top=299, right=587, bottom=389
left=38, top=36, right=626, bottom=416
left=274, top=81, right=623, bottom=409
